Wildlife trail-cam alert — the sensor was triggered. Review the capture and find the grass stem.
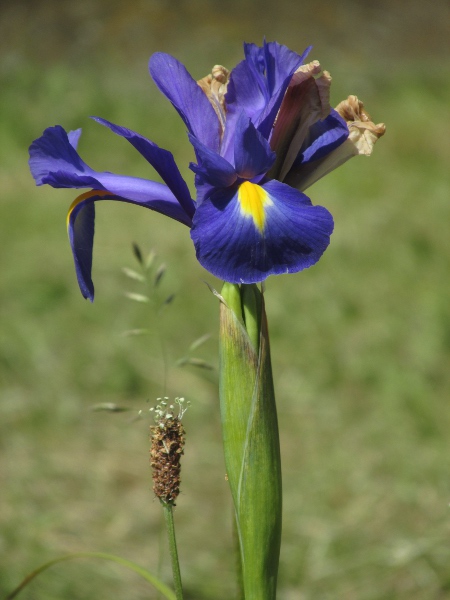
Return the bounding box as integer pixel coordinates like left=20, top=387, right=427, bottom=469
left=162, top=503, right=184, bottom=600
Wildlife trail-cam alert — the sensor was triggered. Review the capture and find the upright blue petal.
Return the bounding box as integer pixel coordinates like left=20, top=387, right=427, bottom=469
left=233, top=113, right=275, bottom=179
left=262, top=41, right=311, bottom=97
left=220, top=57, right=266, bottom=162
left=149, top=52, right=220, bottom=152
left=225, top=52, right=267, bottom=123
left=256, top=43, right=311, bottom=140
left=225, top=41, right=308, bottom=125
left=221, top=41, right=310, bottom=160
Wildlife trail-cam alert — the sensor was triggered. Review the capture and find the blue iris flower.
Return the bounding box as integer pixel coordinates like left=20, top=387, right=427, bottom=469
left=29, top=40, right=352, bottom=301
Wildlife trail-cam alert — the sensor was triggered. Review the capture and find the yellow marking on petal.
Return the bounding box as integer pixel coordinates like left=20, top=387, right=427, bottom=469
left=66, top=190, right=113, bottom=230
left=238, top=181, right=272, bottom=233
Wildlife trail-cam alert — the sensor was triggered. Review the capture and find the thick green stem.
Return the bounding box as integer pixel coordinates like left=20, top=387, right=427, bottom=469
left=162, top=503, right=183, bottom=600
left=232, top=510, right=245, bottom=600
left=241, top=284, right=262, bottom=353
left=220, top=283, right=282, bottom=600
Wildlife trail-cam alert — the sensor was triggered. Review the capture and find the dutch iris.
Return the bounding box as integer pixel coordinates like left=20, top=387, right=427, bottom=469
left=28, top=41, right=385, bottom=300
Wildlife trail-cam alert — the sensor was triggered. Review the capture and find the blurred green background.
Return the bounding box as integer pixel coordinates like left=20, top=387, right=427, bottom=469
left=1, top=1, right=449, bottom=598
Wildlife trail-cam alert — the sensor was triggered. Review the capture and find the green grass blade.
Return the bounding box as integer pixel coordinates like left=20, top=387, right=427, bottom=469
left=5, top=552, right=176, bottom=600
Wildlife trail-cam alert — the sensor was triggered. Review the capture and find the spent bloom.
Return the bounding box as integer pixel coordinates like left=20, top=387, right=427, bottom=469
left=29, top=41, right=385, bottom=300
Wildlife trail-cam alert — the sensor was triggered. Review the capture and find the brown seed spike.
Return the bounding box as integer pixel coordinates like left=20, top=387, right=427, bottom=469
left=150, top=413, right=186, bottom=505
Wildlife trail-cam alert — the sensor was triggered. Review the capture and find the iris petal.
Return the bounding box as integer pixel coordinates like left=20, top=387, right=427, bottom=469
left=284, top=111, right=351, bottom=191
left=29, top=126, right=192, bottom=226
left=225, top=54, right=267, bottom=122
left=68, top=128, right=82, bottom=150
left=29, top=125, right=90, bottom=185
left=93, top=117, right=195, bottom=218
left=261, top=41, right=311, bottom=97
left=67, top=190, right=102, bottom=301
left=221, top=42, right=310, bottom=160
left=225, top=42, right=309, bottom=123
left=149, top=52, right=220, bottom=152
left=256, top=44, right=311, bottom=140
left=191, top=179, right=333, bottom=283
left=297, top=109, right=349, bottom=165
left=237, top=181, right=273, bottom=232
left=188, top=134, right=237, bottom=188
left=67, top=186, right=193, bottom=301
left=233, top=113, right=275, bottom=179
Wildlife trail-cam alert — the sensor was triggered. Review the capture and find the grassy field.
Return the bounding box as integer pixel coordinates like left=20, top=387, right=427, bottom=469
left=1, top=2, right=450, bottom=599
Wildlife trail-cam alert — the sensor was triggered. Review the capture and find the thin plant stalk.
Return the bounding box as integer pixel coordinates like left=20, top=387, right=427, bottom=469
left=162, top=503, right=184, bottom=600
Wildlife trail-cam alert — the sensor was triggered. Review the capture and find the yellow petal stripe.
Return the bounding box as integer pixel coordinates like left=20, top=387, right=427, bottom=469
left=66, top=190, right=112, bottom=230
left=238, top=181, right=272, bottom=233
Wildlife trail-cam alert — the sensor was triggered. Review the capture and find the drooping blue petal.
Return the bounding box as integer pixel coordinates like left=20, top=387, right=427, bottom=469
left=29, top=126, right=193, bottom=226
left=149, top=52, right=220, bottom=152
left=67, top=186, right=194, bottom=301
left=190, top=178, right=333, bottom=283
left=92, top=117, right=195, bottom=218
left=67, top=191, right=98, bottom=301
left=233, top=113, right=275, bottom=179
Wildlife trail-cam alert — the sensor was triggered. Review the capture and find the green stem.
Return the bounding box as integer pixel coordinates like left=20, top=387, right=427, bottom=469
left=220, top=283, right=282, bottom=600
left=162, top=503, right=184, bottom=600
left=232, top=510, right=245, bottom=600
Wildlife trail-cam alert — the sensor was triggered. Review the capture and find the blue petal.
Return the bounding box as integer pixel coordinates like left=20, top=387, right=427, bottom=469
left=233, top=113, right=275, bottom=179
left=149, top=52, right=220, bottom=152
left=256, top=43, right=311, bottom=140
left=221, top=55, right=267, bottom=162
left=297, top=109, right=349, bottom=165
left=67, top=191, right=98, bottom=301
left=283, top=110, right=351, bottom=191
left=188, top=134, right=237, bottom=188
left=261, top=41, right=311, bottom=97
left=67, top=187, right=193, bottom=301
left=92, top=117, right=195, bottom=218
left=29, top=125, right=90, bottom=185
left=190, top=179, right=333, bottom=283
left=29, top=126, right=193, bottom=226
left=222, top=41, right=310, bottom=160
left=68, top=129, right=82, bottom=150
left=225, top=52, right=267, bottom=122
left=225, top=41, right=308, bottom=124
